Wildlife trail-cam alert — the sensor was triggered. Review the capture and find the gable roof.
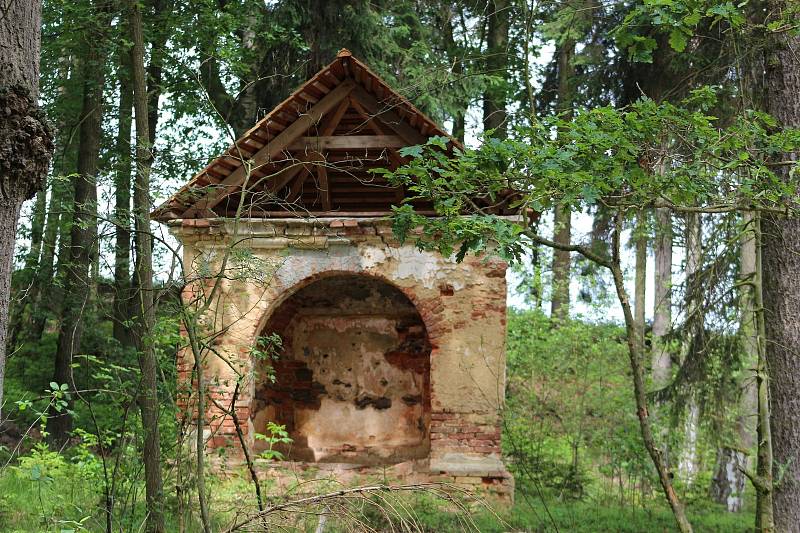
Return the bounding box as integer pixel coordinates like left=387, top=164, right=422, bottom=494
left=152, top=50, right=467, bottom=222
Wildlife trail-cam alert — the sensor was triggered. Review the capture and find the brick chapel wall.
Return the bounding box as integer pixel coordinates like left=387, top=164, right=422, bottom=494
left=172, top=217, right=509, bottom=484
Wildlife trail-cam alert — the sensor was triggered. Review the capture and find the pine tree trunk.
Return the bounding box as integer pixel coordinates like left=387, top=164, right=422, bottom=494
left=762, top=3, right=800, bottom=527
left=483, top=0, right=508, bottom=138
left=113, top=51, right=133, bottom=347
left=128, top=0, right=165, bottom=529
left=47, top=3, right=108, bottom=445
left=0, top=0, right=53, bottom=421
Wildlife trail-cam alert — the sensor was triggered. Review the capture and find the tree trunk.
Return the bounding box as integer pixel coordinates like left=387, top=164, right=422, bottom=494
left=710, top=211, right=758, bottom=512
left=551, top=205, right=572, bottom=320
left=146, top=0, right=170, bottom=147
left=678, top=212, right=702, bottom=486
left=550, top=39, right=576, bottom=321
left=113, top=51, right=134, bottom=347
left=128, top=0, right=166, bottom=529
left=750, top=211, right=775, bottom=531
left=762, top=3, right=800, bottom=527
left=0, top=0, right=53, bottom=421
left=634, top=210, right=647, bottom=347
left=483, top=0, right=508, bottom=139
left=30, top=177, right=69, bottom=340
left=46, top=3, right=108, bottom=445
left=439, top=2, right=467, bottom=144
left=25, top=190, right=47, bottom=268
left=7, top=187, right=47, bottom=350
left=652, top=207, right=673, bottom=386
left=608, top=212, right=693, bottom=533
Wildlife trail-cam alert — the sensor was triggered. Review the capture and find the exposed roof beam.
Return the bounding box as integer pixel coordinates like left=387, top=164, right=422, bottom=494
left=183, top=79, right=357, bottom=217
left=320, top=97, right=350, bottom=136
left=318, top=159, right=331, bottom=210
left=287, top=135, right=405, bottom=152
left=287, top=167, right=310, bottom=203
left=351, top=86, right=427, bottom=146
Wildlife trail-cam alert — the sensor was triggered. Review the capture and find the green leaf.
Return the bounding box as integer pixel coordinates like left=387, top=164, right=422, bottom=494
left=399, top=145, right=423, bottom=158
left=668, top=29, right=688, bottom=52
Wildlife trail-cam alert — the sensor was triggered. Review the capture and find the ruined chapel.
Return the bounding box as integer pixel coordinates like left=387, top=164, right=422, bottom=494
left=153, top=50, right=516, bottom=500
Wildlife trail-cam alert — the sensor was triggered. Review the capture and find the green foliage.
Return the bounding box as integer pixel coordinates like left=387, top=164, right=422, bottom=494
left=254, top=421, right=292, bottom=461
left=384, top=92, right=798, bottom=263
left=503, top=310, right=650, bottom=499
left=613, top=0, right=747, bottom=61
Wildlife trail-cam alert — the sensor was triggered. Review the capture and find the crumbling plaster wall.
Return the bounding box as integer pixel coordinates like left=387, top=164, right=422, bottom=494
left=252, top=275, right=432, bottom=464
left=172, top=217, right=511, bottom=492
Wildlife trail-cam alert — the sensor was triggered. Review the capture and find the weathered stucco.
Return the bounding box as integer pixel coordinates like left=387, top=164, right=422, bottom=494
left=172, top=217, right=513, bottom=500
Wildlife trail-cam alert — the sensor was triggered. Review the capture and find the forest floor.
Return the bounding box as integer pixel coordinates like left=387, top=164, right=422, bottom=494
left=0, top=463, right=754, bottom=532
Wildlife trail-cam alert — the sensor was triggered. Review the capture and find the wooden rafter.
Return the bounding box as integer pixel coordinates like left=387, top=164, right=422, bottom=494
left=318, top=159, right=331, bottom=210
left=266, top=158, right=309, bottom=193
left=152, top=50, right=471, bottom=222
left=183, top=79, right=357, bottom=217
left=351, top=86, right=427, bottom=146
left=287, top=167, right=310, bottom=203
left=349, top=97, right=406, bottom=202
left=287, top=135, right=404, bottom=152
left=320, top=97, right=350, bottom=136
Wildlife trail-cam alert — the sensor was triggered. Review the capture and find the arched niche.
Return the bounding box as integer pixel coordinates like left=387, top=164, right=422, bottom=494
left=250, top=273, right=432, bottom=464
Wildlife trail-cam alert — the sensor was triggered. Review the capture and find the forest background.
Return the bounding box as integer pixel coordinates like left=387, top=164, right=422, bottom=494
left=0, top=0, right=799, bottom=532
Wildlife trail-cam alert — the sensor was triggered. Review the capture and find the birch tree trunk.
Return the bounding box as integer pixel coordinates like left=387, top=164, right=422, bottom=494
left=128, top=0, right=166, bottom=529
left=0, top=0, right=54, bottom=421
left=762, top=2, right=800, bottom=527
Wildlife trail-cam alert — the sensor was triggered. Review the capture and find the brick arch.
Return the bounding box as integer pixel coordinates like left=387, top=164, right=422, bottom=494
left=249, top=268, right=443, bottom=352
left=249, top=269, right=436, bottom=464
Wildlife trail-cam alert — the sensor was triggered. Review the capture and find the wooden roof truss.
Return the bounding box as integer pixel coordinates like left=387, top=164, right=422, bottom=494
left=153, top=50, right=519, bottom=222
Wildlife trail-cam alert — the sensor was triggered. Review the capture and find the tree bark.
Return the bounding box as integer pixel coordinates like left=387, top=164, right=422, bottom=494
left=678, top=212, right=702, bottom=485
left=634, top=210, right=647, bottom=347
left=710, top=211, right=758, bottom=513
left=762, top=2, right=800, bottom=528
left=128, top=0, right=166, bottom=529
left=113, top=50, right=134, bottom=347
left=483, top=0, right=509, bottom=139
left=46, top=2, right=109, bottom=445
left=652, top=207, right=673, bottom=386
left=550, top=38, right=576, bottom=321
left=0, top=0, right=53, bottom=421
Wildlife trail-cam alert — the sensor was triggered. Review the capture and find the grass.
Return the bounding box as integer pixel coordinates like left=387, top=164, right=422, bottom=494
left=0, top=460, right=755, bottom=533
